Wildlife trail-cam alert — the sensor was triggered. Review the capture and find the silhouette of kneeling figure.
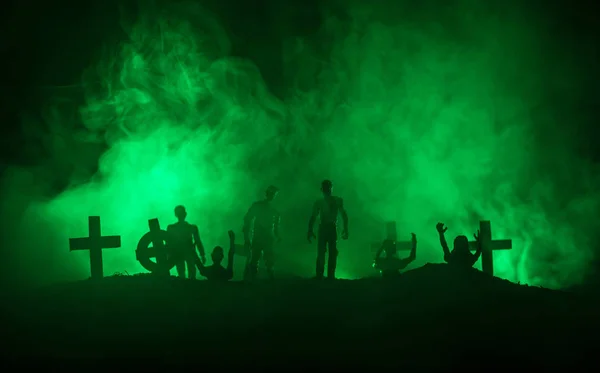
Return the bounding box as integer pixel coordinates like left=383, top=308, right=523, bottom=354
left=196, top=230, right=236, bottom=281
left=436, top=222, right=482, bottom=268
left=374, top=233, right=417, bottom=278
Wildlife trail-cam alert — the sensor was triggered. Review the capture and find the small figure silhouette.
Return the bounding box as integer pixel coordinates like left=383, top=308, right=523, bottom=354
left=374, top=233, right=417, bottom=278
left=195, top=230, right=236, bottom=281
left=307, top=180, right=349, bottom=280
left=167, top=205, right=206, bottom=279
left=243, top=185, right=281, bottom=281
left=436, top=222, right=482, bottom=268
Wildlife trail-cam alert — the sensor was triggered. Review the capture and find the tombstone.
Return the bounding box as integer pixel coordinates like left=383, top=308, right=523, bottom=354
left=135, top=218, right=176, bottom=276
left=69, top=216, right=121, bottom=280
left=370, top=221, right=412, bottom=257
left=468, top=220, right=512, bottom=276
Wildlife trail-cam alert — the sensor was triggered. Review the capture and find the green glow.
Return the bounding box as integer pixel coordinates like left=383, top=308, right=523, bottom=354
left=5, top=1, right=599, bottom=289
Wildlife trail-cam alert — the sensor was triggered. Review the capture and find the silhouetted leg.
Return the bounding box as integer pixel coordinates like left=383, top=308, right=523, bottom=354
left=327, top=227, right=338, bottom=279
left=186, top=256, right=196, bottom=279
left=175, top=261, right=186, bottom=278
left=248, top=242, right=263, bottom=280
left=316, top=230, right=327, bottom=279
left=263, top=244, right=275, bottom=280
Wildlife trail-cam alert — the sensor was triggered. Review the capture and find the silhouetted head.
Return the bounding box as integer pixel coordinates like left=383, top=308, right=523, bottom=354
left=453, top=235, right=469, bottom=253
left=321, top=180, right=333, bottom=196
left=211, top=246, right=224, bottom=265
left=265, top=185, right=279, bottom=201
left=174, top=205, right=187, bottom=221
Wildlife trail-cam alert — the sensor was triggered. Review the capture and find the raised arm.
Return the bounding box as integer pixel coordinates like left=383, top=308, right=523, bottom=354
left=339, top=198, right=349, bottom=235
left=470, top=230, right=483, bottom=267
left=397, top=233, right=417, bottom=270
left=436, top=223, right=451, bottom=262
left=226, top=230, right=235, bottom=280
left=243, top=203, right=256, bottom=243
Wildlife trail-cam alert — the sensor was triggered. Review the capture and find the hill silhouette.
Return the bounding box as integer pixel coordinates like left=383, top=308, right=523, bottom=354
left=4, top=263, right=598, bottom=370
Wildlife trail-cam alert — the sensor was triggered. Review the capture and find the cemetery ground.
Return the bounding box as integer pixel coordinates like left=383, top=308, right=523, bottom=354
left=4, top=263, right=599, bottom=371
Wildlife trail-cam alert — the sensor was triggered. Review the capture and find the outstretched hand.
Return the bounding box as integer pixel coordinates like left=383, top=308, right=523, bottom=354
left=307, top=231, right=316, bottom=243
left=228, top=230, right=235, bottom=240
left=411, top=232, right=417, bottom=243
left=436, top=222, right=448, bottom=233
left=473, top=230, right=480, bottom=242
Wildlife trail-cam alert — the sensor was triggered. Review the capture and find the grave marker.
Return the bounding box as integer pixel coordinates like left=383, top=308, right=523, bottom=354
left=468, top=220, right=512, bottom=276
left=69, top=216, right=121, bottom=280
left=370, top=221, right=412, bottom=256
left=136, top=218, right=176, bottom=276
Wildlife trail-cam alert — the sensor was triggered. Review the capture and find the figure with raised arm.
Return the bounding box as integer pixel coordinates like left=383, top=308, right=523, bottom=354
left=436, top=222, right=482, bottom=268
left=374, top=233, right=417, bottom=278
left=196, top=230, right=236, bottom=281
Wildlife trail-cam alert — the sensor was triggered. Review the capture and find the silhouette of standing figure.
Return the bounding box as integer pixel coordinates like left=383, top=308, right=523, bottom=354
left=307, top=180, right=349, bottom=280
left=436, top=222, right=482, bottom=268
left=196, top=230, right=236, bottom=281
left=243, top=185, right=281, bottom=281
left=167, top=205, right=206, bottom=279
left=374, top=233, right=417, bottom=278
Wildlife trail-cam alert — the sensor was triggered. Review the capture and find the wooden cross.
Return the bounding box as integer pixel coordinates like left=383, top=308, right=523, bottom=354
left=370, top=221, right=412, bottom=256
left=468, top=220, right=512, bottom=276
left=69, top=216, right=121, bottom=280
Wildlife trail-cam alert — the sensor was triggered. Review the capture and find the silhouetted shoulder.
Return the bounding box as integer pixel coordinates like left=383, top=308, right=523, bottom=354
left=167, top=224, right=175, bottom=230
left=335, top=196, right=344, bottom=206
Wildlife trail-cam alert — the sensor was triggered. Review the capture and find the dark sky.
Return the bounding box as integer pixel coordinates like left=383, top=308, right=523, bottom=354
left=0, top=0, right=598, bottom=165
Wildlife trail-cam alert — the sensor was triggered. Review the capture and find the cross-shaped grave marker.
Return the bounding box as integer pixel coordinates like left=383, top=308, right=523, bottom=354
left=370, top=221, right=413, bottom=257
left=136, top=218, right=177, bottom=276
left=69, top=216, right=121, bottom=280
left=469, top=220, right=512, bottom=276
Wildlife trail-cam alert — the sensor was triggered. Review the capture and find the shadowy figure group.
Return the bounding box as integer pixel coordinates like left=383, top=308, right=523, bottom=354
left=160, top=178, right=486, bottom=282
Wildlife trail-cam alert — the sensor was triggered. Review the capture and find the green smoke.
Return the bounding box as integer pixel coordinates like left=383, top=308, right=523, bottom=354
left=4, top=1, right=599, bottom=288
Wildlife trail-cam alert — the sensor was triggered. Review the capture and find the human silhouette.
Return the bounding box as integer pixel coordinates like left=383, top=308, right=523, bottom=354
left=167, top=205, right=206, bottom=279
left=436, top=222, right=482, bottom=268
left=243, top=185, right=281, bottom=281
left=195, top=230, right=236, bottom=281
left=307, top=180, right=349, bottom=280
left=374, top=233, right=417, bottom=278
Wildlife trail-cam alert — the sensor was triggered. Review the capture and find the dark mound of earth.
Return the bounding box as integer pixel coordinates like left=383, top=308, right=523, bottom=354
left=3, top=264, right=598, bottom=370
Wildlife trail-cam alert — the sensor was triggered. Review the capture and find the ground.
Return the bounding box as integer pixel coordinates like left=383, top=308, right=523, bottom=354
left=4, top=263, right=598, bottom=370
